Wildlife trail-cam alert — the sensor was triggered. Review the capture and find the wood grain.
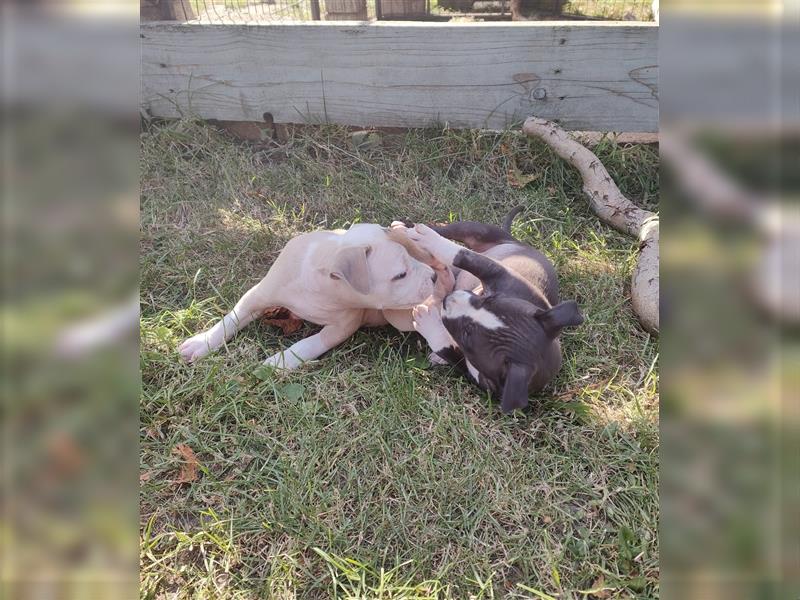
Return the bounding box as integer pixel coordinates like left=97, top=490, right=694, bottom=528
left=141, top=21, right=658, bottom=132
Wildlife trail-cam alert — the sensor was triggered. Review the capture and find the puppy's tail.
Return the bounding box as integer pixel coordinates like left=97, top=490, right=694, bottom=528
left=501, top=206, right=525, bottom=233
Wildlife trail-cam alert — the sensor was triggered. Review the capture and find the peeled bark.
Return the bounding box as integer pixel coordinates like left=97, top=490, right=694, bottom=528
left=522, top=117, right=659, bottom=334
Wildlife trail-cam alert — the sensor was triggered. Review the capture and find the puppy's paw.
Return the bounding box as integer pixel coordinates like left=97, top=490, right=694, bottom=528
left=390, top=220, right=413, bottom=231
left=412, top=302, right=441, bottom=334
left=428, top=351, right=449, bottom=366
left=263, top=351, right=301, bottom=370
left=407, top=224, right=459, bottom=265
left=404, top=223, right=433, bottom=243
left=433, top=266, right=456, bottom=300
left=413, top=302, right=450, bottom=338
left=413, top=303, right=457, bottom=357
left=179, top=333, right=216, bottom=362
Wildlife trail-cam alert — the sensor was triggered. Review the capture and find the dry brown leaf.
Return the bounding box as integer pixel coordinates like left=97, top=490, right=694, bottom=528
left=588, top=576, right=613, bottom=599
left=261, top=306, right=304, bottom=335
left=507, top=168, right=540, bottom=189
left=47, top=433, right=85, bottom=476
left=501, top=142, right=540, bottom=188
left=172, top=443, right=200, bottom=483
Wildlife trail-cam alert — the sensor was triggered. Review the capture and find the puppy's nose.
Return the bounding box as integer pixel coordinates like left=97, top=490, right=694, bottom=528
left=431, top=271, right=438, bottom=284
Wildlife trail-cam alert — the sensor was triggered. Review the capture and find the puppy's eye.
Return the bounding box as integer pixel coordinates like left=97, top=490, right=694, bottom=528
left=391, top=272, right=407, bottom=281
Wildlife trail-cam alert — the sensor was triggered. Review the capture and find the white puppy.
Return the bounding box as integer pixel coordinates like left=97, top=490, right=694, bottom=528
left=179, top=224, right=451, bottom=369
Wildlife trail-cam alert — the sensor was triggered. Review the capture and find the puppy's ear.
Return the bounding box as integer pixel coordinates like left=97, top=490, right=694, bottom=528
left=501, top=362, right=533, bottom=414
left=330, top=245, right=372, bottom=295
left=536, top=300, right=584, bottom=338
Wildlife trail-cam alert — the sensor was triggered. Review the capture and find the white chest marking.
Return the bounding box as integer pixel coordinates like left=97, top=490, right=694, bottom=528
left=443, top=291, right=505, bottom=330
left=465, top=359, right=481, bottom=382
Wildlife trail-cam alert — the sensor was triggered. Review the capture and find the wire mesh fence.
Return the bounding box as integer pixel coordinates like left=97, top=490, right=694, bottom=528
left=189, top=0, right=315, bottom=22
left=147, top=0, right=656, bottom=24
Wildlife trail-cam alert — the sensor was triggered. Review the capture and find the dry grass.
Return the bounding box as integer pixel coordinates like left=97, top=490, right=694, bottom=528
left=140, top=119, right=659, bottom=598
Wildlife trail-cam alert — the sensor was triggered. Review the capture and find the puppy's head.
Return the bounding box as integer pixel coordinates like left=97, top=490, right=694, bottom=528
left=441, top=290, right=583, bottom=413
left=328, top=224, right=438, bottom=308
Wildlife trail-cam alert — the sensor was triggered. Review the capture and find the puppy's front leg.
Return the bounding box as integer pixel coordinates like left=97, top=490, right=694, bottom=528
left=180, top=283, right=270, bottom=362
left=392, top=222, right=507, bottom=286
left=391, top=222, right=461, bottom=267
left=409, top=303, right=479, bottom=384
left=263, top=314, right=362, bottom=370
left=412, top=302, right=457, bottom=366
left=412, top=303, right=481, bottom=384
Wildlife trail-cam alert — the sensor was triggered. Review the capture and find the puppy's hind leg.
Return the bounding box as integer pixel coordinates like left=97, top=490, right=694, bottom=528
left=179, top=283, right=273, bottom=362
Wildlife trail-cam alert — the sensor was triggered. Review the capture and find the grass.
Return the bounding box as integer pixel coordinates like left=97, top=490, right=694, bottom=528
left=562, top=0, right=654, bottom=20
left=140, top=119, right=659, bottom=598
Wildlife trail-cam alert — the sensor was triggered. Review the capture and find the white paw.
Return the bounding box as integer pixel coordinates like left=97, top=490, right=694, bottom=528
left=412, top=302, right=442, bottom=336
left=179, top=332, right=217, bottom=362
left=390, top=221, right=459, bottom=265
left=264, top=351, right=302, bottom=370
left=405, top=223, right=435, bottom=245
left=389, top=222, right=436, bottom=247
left=412, top=302, right=457, bottom=353
left=410, top=224, right=458, bottom=264
left=428, top=351, right=449, bottom=366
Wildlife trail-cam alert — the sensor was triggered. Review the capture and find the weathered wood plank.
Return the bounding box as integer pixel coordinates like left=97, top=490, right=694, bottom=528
left=141, top=21, right=658, bottom=132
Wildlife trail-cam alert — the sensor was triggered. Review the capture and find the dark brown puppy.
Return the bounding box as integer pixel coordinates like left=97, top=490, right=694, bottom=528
left=392, top=211, right=583, bottom=413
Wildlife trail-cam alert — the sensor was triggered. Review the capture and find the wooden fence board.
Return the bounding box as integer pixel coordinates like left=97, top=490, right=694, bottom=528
left=141, top=21, right=658, bottom=131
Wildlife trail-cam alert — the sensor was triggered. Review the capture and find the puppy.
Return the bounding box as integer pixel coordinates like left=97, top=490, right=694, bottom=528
left=179, top=223, right=452, bottom=369
left=391, top=211, right=583, bottom=413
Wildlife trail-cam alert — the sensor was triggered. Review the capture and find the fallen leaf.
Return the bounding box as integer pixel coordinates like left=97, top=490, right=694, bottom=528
left=261, top=306, right=304, bottom=335
left=507, top=167, right=540, bottom=189
left=172, top=443, right=201, bottom=483
left=501, top=143, right=540, bottom=188
left=47, top=433, right=84, bottom=477
left=577, top=575, right=614, bottom=599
